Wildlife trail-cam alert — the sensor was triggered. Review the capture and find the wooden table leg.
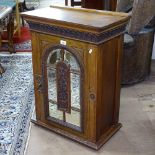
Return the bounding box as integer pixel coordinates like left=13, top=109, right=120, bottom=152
left=0, top=32, right=5, bottom=76
left=65, top=0, right=68, bottom=6
left=7, top=13, right=15, bottom=53
left=0, top=63, right=5, bottom=77
left=0, top=31, right=1, bottom=48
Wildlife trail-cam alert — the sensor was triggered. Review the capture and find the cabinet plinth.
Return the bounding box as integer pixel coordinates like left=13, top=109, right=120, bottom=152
left=22, top=6, right=129, bottom=150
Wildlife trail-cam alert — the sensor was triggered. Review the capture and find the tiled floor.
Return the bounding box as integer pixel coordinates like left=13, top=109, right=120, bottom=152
left=25, top=1, right=155, bottom=155
left=25, top=63, right=155, bottom=155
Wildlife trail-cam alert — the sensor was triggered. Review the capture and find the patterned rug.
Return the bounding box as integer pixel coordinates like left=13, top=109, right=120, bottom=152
left=1, top=40, right=32, bottom=53
left=0, top=53, right=34, bottom=155
left=1, top=27, right=32, bottom=52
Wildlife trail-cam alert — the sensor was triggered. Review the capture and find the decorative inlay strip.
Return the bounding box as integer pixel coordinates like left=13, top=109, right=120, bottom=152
left=28, top=21, right=126, bottom=44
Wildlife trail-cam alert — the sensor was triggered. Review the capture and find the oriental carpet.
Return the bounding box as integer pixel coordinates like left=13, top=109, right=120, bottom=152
left=1, top=27, right=32, bottom=52
left=0, top=53, right=34, bottom=155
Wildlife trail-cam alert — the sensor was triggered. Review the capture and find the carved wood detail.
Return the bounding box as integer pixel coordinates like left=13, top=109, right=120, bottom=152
left=56, top=60, right=71, bottom=113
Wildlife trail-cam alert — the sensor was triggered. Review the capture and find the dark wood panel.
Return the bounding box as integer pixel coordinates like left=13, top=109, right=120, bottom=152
left=82, top=0, right=104, bottom=10
left=82, top=0, right=117, bottom=11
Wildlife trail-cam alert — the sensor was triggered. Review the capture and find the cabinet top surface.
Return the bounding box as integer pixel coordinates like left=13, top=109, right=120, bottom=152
left=22, top=6, right=129, bottom=32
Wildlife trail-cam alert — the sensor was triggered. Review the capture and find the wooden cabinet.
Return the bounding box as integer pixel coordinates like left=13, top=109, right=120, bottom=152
left=22, top=6, right=129, bottom=150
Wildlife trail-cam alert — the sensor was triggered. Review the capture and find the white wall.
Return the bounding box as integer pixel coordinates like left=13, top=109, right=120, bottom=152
left=152, top=35, right=155, bottom=59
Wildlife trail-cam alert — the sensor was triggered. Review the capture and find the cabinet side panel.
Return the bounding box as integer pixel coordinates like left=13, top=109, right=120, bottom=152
left=31, top=32, right=43, bottom=121
left=113, top=35, right=123, bottom=124
left=96, top=36, right=122, bottom=140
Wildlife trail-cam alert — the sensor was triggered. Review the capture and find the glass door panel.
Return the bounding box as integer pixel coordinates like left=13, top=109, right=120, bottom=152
left=45, top=47, right=83, bottom=132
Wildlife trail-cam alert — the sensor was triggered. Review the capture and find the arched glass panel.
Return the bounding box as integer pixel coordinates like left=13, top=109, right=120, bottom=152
left=45, top=48, right=82, bottom=131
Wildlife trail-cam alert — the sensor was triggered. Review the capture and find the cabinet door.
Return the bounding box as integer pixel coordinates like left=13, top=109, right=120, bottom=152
left=33, top=35, right=88, bottom=137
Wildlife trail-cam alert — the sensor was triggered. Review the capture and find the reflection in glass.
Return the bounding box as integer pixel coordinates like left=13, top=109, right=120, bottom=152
left=46, top=49, right=82, bottom=131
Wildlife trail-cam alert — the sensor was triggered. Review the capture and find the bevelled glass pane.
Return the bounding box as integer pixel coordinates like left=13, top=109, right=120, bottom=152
left=49, top=102, right=63, bottom=120
left=66, top=110, right=80, bottom=127
left=47, top=68, right=57, bottom=104
left=71, top=72, right=80, bottom=109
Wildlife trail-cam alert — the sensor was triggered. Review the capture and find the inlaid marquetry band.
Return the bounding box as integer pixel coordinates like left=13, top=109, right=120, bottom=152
left=28, top=21, right=126, bottom=44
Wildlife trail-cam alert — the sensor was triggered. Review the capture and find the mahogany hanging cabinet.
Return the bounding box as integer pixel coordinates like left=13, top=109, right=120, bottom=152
left=21, top=6, right=129, bottom=150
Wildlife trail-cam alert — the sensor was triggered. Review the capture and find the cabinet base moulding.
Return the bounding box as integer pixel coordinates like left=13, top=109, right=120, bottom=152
left=31, top=118, right=122, bottom=150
